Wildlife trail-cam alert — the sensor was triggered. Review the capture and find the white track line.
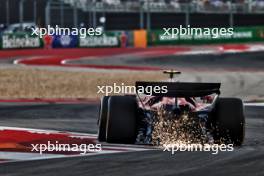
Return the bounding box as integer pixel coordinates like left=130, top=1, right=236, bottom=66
left=0, top=152, right=65, bottom=161
left=0, top=151, right=124, bottom=163
left=244, top=103, right=264, bottom=107
left=0, top=126, right=154, bottom=163
left=13, top=56, right=47, bottom=65
left=1, top=103, right=262, bottom=163
left=0, top=126, right=98, bottom=137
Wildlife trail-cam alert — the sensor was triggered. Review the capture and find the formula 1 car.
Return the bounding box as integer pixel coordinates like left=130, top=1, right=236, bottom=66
left=97, top=71, right=245, bottom=146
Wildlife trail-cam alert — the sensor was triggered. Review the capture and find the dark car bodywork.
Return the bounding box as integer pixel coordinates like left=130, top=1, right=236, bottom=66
left=134, top=82, right=221, bottom=145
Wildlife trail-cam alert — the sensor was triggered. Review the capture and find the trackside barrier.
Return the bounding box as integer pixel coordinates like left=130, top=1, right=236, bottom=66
left=0, top=32, right=121, bottom=49
left=1, top=27, right=264, bottom=49
left=0, top=32, right=43, bottom=49
left=148, top=26, right=264, bottom=46
left=78, top=32, right=121, bottom=48
left=134, top=30, right=147, bottom=48
left=52, top=35, right=78, bottom=48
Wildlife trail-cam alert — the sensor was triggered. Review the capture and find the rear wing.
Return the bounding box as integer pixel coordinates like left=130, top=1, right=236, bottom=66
left=136, top=82, right=221, bottom=97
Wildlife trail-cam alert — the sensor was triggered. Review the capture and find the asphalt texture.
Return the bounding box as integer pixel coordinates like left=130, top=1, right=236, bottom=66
left=0, top=51, right=264, bottom=175
left=68, top=51, right=264, bottom=71
left=0, top=104, right=98, bottom=133
left=0, top=104, right=263, bottom=176
left=70, top=51, right=264, bottom=101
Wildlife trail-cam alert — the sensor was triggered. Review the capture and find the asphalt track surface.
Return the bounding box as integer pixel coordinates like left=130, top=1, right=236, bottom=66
left=0, top=103, right=263, bottom=176
left=68, top=51, right=264, bottom=71
left=71, top=51, right=264, bottom=101
left=0, top=48, right=264, bottom=175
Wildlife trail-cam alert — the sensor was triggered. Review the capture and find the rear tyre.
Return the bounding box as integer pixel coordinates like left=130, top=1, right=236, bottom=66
left=98, top=96, right=109, bottom=142
left=213, top=98, right=245, bottom=146
left=106, top=96, right=138, bottom=144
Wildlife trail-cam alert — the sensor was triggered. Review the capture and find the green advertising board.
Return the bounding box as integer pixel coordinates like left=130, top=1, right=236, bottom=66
left=148, top=26, right=264, bottom=45
left=0, top=32, right=43, bottom=49
left=79, top=32, right=120, bottom=48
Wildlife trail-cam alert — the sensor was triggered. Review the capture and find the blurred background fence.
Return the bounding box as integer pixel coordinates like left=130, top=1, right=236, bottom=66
left=0, top=0, right=264, bottom=31
left=0, top=0, right=264, bottom=49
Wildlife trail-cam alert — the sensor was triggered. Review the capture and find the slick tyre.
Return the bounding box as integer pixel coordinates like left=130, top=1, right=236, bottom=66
left=213, top=98, right=245, bottom=146
left=98, top=96, right=109, bottom=142
left=106, top=96, right=137, bottom=144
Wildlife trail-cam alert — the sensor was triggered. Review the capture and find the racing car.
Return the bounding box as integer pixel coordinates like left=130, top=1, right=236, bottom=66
left=97, top=70, right=245, bottom=146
